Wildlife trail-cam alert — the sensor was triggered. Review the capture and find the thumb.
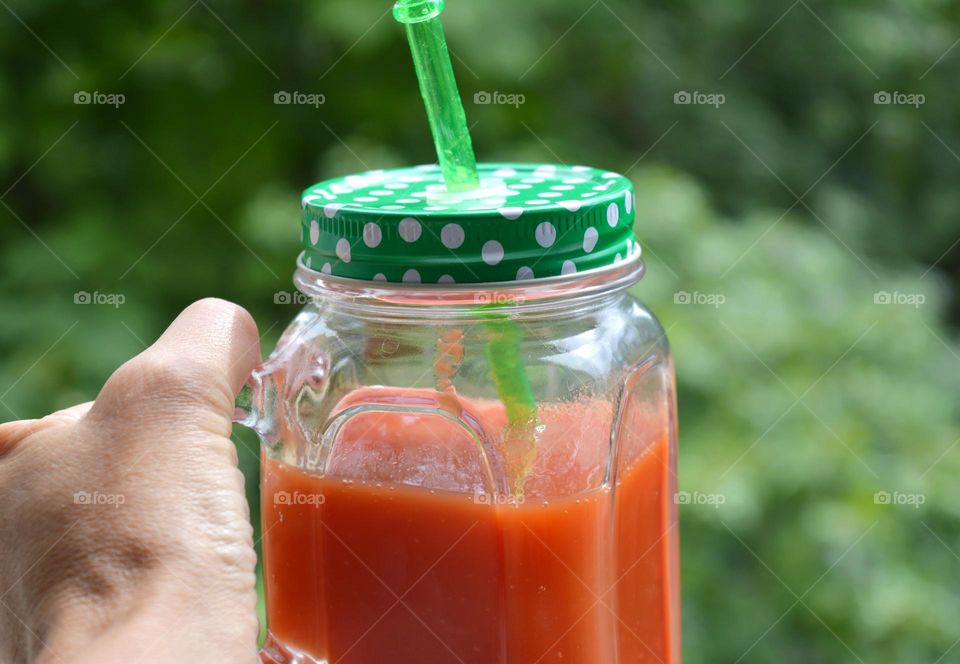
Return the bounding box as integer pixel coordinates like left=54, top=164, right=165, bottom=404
left=89, top=298, right=261, bottom=433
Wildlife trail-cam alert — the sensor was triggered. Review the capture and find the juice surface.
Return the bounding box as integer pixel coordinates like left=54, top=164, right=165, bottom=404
left=261, top=396, right=678, bottom=664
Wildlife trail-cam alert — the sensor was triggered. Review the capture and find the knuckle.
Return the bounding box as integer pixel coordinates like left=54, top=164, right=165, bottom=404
left=189, top=298, right=257, bottom=339
left=117, top=353, right=208, bottom=400
left=97, top=353, right=230, bottom=418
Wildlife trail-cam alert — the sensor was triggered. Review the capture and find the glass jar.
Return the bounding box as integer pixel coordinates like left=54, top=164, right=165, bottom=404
left=238, top=163, right=680, bottom=664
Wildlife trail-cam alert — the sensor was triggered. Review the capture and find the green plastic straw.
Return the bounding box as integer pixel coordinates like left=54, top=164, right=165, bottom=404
left=479, top=306, right=541, bottom=495
left=393, top=0, right=540, bottom=493
left=393, top=0, right=480, bottom=192
left=477, top=305, right=538, bottom=427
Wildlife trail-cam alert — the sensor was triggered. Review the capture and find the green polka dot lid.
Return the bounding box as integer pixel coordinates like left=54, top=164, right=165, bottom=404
left=301, top=162, right=638, bottom=284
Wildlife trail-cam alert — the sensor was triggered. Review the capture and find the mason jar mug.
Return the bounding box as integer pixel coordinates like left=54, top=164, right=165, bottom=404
left=237, top=163, right=681, bottom=664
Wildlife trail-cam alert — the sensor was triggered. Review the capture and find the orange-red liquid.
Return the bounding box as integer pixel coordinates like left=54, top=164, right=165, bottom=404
left=261, top=400, right=678, bottom=663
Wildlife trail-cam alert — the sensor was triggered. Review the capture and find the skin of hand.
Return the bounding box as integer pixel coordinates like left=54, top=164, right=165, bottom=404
left=0, top=299, right=262, bottom=664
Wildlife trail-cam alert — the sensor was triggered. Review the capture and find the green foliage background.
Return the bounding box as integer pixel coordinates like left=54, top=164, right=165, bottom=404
left=1, top=0, right=959, bottom=660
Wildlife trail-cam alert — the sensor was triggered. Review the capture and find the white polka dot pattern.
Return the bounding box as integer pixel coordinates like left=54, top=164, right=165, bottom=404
left=300, top=163, right=637, bottom=284
left=441, top=223, right=465, bottom=249
left=335, top=239, right=351, bottom=263
left=363, top=223, right=382, bottom=248
left=583, top=227, right=599, bottom=253
left=482, top=240, right=504, bottom=266
left=535, top=222, right=557, bottom=248
left=607, top=203, right=619, bottom=227
left=398, top=218, right=422, bottom=243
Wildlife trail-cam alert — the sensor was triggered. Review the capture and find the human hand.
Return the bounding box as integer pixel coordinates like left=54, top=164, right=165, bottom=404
left=0, top=299, right=261, bottom=664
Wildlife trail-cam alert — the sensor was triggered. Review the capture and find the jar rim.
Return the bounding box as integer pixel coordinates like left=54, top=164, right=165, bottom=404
left=293, top=252, right=645, bottom=314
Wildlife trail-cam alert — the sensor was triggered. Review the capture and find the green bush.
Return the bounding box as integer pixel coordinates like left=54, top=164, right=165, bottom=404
left=634, top=167, right=960, bottom=662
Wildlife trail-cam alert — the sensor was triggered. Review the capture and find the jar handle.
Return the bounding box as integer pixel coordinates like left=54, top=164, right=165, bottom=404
left=233, top=367, right=281, bottom=448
